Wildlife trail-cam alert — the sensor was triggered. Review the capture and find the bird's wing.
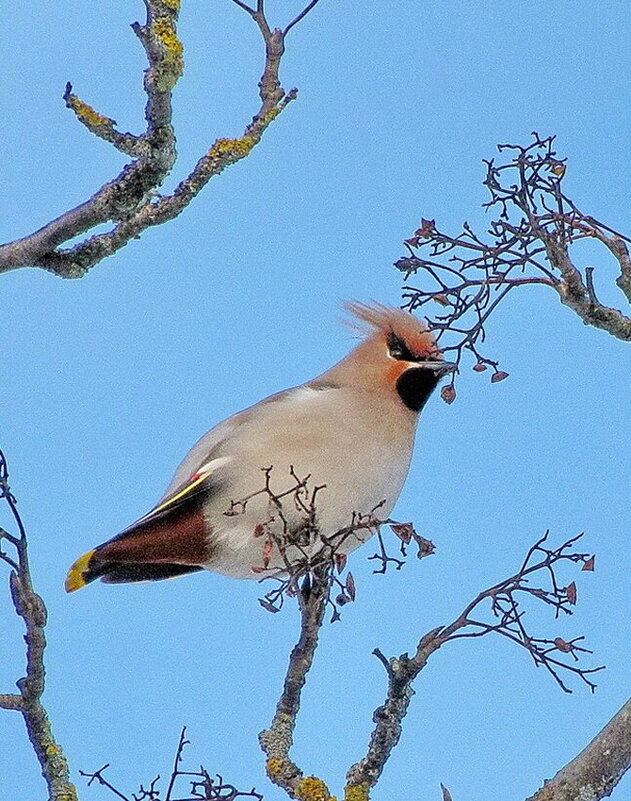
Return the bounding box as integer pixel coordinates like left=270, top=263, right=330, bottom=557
left=160, top=384, right=314, bottom=497
left=142, top=455, right=232, bottom=524
left=161, top=418, right=239, bottom=498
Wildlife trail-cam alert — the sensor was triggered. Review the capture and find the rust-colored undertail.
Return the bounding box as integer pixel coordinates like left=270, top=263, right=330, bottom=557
left=65, top=483, right=212, bottom=592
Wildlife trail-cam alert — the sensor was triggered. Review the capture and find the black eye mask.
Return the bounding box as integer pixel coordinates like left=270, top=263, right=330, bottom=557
left=387, top=331, right=416, bottom=361
left=387, top=330, right=440, bottom=363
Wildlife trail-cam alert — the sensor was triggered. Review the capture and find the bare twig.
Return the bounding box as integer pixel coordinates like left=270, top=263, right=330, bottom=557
left=397, top=133, right=631, bottom=393
left=284, top=0, right=323, bottom=36
left=225, top=466, right=436, bottom=625
left=0, top=0, right=323, bottom=276
left=80, top=730, right=264, bottom=800
left=526, top=696, right=631, bottom=801
left=0, top=449, right=77, bottom=801
left=344, top=532, right=600, bottom=797
left=80, top=764, right=131, bottom=801
left=165, top=727, right=190, bottom=801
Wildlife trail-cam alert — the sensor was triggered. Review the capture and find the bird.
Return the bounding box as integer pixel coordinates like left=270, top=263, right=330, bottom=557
left=65, top=302, right=455, bottom=592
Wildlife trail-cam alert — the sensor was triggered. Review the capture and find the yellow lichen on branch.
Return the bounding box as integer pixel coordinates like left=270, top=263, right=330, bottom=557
left=259, top=105, right=281, bottom=125
left=295, top=776, right=336, bottom=801
left=207, top=136, right=257, bottom=162
left=344, top=782, right=370, bottom=801
left=266, top=757, right=287, bottom=778
left=151, top=16, right=184, bottom=90
left=66, top=95, right=116, bottom=133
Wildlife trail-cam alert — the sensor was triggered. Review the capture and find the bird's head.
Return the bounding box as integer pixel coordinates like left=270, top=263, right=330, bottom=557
left=330, top=302, right=456, bottom=412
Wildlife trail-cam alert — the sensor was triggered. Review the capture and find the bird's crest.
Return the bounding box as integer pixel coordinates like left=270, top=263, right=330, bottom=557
left=345, top=301, right=440, bottom=359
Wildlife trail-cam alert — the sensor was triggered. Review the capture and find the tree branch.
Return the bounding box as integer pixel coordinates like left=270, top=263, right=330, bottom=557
left=259, top=567, right=335, bottom=800
left=526, top=696, right=631, bottom=801
left=542, top=236, right=631, bottom=340
left=253, top=513, right=600, bottom=801
left=397, top=133, right=631, bottom=397
left=0, top=0, right=321, bottom=277
left=0, top=450, right=77, bottom=801
left=344, top=532, right=600, bottom=798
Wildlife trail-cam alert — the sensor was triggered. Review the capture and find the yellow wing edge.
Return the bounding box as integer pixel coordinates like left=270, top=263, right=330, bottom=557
left=143, top=470, right=212, bottom=519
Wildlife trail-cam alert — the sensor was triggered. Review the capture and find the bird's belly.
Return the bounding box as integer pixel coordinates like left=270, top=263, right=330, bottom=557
left=202, top=444, right=411, bottom=579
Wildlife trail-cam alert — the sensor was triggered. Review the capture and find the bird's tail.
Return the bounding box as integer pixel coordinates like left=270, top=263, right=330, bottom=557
left=65, top=547, right=203, bottom=591
left=65, top=550, right=97, bottom=592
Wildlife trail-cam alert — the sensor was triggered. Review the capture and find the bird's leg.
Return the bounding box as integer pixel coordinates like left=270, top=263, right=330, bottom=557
left=300, top=571, right=312, bottom=600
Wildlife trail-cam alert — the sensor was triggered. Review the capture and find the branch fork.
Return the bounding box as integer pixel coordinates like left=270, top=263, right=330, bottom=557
left=0, top=0, right=322, bottom=277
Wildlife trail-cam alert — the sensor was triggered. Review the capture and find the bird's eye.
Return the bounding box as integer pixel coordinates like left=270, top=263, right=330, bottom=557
left=387, top=333, right=409, bottom=360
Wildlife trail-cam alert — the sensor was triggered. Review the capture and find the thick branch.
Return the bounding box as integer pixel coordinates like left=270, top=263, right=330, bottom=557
left=612, top=240, right=631, bottom=303
left=526, top=696, right=631, bottom=801
left=259, top=569, right=333, bottom=799
left=344, top=628, right=443, bottom=793
left=544, top=238, right=631, bottom=341
left=0, top=693, right=23, bottom=710
left=591, top=231, right=631, bottom=304
left=35, top=95, right=296, bottom=278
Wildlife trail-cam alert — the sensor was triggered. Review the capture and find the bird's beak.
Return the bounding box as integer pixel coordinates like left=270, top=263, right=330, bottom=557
left=414, top=360, right=457, bottom=376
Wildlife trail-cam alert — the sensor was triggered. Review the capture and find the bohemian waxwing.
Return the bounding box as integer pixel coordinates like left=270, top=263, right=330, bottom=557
left=65, top=302, right=455, bottom=591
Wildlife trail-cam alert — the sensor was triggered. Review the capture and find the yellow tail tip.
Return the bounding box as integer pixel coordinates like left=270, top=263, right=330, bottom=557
left=65, top=549, right=96, bottom=593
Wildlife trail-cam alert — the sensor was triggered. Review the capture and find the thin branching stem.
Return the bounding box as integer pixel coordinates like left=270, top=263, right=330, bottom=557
left=0, top=450, right=77, bottom=801
left=397, top=134, right=631, bottom=397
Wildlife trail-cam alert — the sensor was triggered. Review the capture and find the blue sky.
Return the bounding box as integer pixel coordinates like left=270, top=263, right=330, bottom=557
left=1, top=2, right=630, bottom=800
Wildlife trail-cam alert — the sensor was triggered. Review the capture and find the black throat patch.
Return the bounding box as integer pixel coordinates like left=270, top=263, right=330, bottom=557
left=396, top=367, right=441, bottom=413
